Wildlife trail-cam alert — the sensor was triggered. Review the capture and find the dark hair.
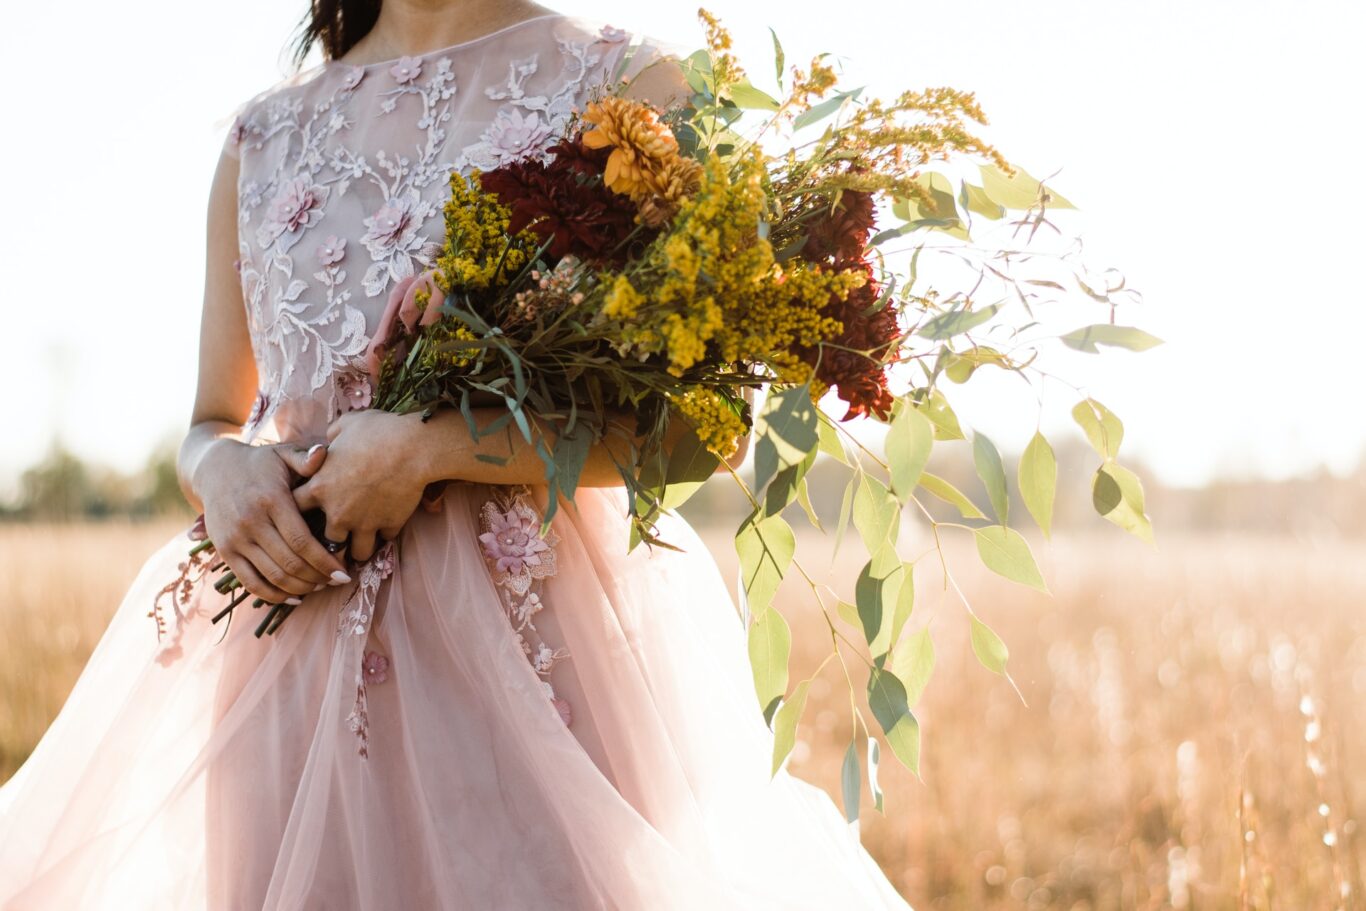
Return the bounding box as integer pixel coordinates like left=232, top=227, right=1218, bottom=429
left=290, top=0, right=381, bottom=69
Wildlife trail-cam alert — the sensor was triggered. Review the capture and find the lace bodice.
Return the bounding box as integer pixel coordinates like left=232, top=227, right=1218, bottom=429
left=225, top=14, right=680, bottom=444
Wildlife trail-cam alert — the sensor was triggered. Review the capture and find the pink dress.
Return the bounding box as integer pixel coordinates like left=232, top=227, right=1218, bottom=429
left=0, top=14, right=912, bottom=909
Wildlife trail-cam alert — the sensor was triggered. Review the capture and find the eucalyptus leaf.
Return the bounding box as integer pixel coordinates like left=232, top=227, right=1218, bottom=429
left=1072, top=399, right=1124, bottom=461
left=754, top=385, right=819, bottom=495
left=917, top=472, right=986, bottom=519
left=841, top=739, right=861, bottom=824
left=748, top=606, right=791, bottom=715
left=770, top=679, right=811, bottom=776
left=867, top=738, right=884, bottom=813
left=979, top=162, right=1075, bottom=210
left=887, top=406, right=933, bottom=500
left=793, top=88, right=862, bottom=132
left=1019, top=431, right=1057, bottom=538
left=795, top=477, right=823, bottom=531
left=1093, top=463, right=1154, bottom=543
left=735, top=511, right=796, bottom=615
left=764, top=449, right=816, bottom=518
left=727, top=77, right=781, bottom=110
left=961, top=182, right=1005, bottom=220
left=855, top=543, right=903, bottom=652
left=888, top=627, right=935, bottom=705
left=867, top=667, right=921, bottom=777
left=918, top=390, right=965, bottom=441
left=769, top=26, right=785, bottom=87
left=919, top=303, right=1001, bottom=341
left=817, top=412, right=850, bottom=465
left=974, top=525, right=1047, bottom=592
left=1060, top=324, right=1164, bottom=354
left=660, top=430, right=721, bottom=511
left=970, top=614, right=1010, bottom=675
left=853, top=473, right=900, bottom=552
left=973, top=432, right=1009, bottom=524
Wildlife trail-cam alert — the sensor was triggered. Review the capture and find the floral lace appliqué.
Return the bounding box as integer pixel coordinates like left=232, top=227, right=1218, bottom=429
left=339, top=541, right=397, bottom=758
left=478, top=489, right=571, bottom=726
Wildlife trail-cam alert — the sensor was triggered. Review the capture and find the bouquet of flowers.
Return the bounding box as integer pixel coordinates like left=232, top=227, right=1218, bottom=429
left=157, top=9, right=1156, bottom=820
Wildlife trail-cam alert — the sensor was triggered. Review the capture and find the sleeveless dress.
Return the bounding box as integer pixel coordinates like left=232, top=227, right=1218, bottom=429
left=0, top=14, right=913, bottom=910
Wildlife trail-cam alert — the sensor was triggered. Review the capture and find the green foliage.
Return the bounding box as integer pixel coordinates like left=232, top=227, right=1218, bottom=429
left=974, top=526, right=1047, bottom=592
left=867, top=667, right=921, bottom=777
left=770, top=678, right=811, bottom=775
left=1019, top=432, right=1058, bottom=538
left=973, top=432, right=1009, bottom=523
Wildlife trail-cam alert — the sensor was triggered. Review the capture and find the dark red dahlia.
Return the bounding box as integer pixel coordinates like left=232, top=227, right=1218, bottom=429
left=813, top=259, right=898, bottom=420
left=803, top=189, right=877, bottom=264
left=479, top=133, right=648, bottom=266
left=796, top=190, right=899, bottom=420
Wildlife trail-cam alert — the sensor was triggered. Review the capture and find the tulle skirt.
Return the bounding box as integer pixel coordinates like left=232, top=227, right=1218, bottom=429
left=0, top=482, right=911, bottom=909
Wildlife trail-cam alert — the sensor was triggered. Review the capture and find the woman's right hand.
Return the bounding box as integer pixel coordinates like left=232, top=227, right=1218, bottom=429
left=194, top=439, right=352, bottom=604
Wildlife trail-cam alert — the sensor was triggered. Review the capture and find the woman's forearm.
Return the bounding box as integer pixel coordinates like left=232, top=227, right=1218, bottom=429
left=402, top=386, right=754, bottom=489
left=177, top=420, right=246, bottom=513
left=403, top=406, right=650, bottom=489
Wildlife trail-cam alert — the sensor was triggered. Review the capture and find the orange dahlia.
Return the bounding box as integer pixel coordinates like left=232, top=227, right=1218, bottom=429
left=580, top=97, right=680, bottom=201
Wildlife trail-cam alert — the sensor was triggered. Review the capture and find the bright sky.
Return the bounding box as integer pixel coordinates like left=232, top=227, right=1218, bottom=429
left=1, top=0, right=1362, bottom=493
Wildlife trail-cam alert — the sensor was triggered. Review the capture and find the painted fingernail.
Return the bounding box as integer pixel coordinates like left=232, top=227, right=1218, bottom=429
left=285, top=597, right=303, bottom=605
left=330, top=571, right=352, bottom=585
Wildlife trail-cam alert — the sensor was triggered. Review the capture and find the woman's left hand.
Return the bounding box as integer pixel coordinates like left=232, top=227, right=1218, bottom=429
left=292, top=410, right=431, bottom=563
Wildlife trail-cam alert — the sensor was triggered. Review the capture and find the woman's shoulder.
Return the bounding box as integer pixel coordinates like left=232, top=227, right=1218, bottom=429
left=220, top=64, right=330, bottom=162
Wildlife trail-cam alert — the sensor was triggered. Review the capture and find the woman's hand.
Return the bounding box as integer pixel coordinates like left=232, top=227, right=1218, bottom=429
left=195, top=439, right=353, bottom=604
left=292, top=410, right=433, bottom=563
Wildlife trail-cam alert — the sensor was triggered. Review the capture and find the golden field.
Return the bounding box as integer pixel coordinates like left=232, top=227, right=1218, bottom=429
left=1, top=521, right=1363, bottom=909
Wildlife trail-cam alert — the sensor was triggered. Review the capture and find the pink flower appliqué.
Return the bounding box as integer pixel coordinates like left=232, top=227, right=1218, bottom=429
left=340, top=65, right=366, bottom=91
left=599, top=25, right=628, bottom=43
left=390, top=55, right=422, bottom=84
left=257, top=177, right=329, bottom=252
left=336, top=367, right=373, bottom=411
left=243, top=389, right=271, bottom=434
left=480, top=108, right=553, bottom=164
left=316, top=235, right=346, bottom=266
left=362, top=650, right=390, bottom=684
left=479, top=505, right=551, bottom=577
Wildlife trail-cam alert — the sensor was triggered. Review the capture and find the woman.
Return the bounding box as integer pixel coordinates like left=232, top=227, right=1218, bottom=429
left=0, top=2, right=913, bottom=907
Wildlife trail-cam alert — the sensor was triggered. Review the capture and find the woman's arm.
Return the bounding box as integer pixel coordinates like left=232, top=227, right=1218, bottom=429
left=179, top=143, right=351, bottom=602
left=294, top=393, right=751, bottom=562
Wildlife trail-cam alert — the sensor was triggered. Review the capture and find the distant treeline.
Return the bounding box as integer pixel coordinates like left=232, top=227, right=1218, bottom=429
left=1, top=445, right=192, bottom=521
left=7, top=440, right=1366, bottom=538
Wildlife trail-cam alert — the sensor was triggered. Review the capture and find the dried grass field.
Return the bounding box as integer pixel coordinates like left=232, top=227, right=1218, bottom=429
left=2, top=521, right=1363, bottom=909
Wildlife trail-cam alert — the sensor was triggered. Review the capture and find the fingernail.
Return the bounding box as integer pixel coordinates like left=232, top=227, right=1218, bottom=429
left=285, top=597, right=302, bottom=605
left=330, top=571, right=352, bottom=585
left=307, top=443, right=326, bottom=458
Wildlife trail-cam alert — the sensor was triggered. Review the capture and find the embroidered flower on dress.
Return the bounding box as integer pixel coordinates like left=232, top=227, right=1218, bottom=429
left=362, top=650, right=390, bottom=684
left=336, top=367, right=373, bottom=411
left=256, top=177, right=330, bottom=253
left=511, top=592, right=543, bottom=628
left=243, top=389, right=271, bottom=433
left=340, top=65, right=366, bottom=91
left=390, top=56, right=422, bottom=84
left=479, top=504, right=552, bottom=578
left=599, top=25, right=628, bottom=43
left=316, top=235, right=347, bottom=266
left=479, top=108, right=554, bottom=165
left=228, top=115, right=250, bottom=147
left=358, top=191, right=441, bottom=297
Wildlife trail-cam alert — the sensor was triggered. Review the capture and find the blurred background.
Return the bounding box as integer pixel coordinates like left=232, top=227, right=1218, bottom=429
left=2, top=1, right=1364, bottom=908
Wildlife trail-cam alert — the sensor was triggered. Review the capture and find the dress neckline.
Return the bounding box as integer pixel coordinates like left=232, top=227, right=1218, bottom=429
left=325, top=12, right=567, bottom=72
